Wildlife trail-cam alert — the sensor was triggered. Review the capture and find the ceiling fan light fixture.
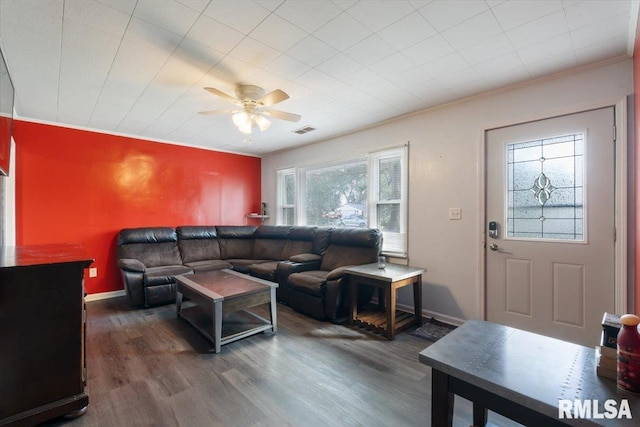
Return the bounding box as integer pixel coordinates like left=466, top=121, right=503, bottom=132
left=254, top=114, right=271, bottom=132
left=201, top=85, right=301, bottom=136
left=232, top=111, right=249, bottom=128
left=238, top=120, right=252, bottom=134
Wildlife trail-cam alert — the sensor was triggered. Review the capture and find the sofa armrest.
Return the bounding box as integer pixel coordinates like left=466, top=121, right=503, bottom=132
left=118, top=258, right=146, bottom=272
left=326, top=265, right=355, bottom=281
left=277, top=259, right=322, bottom=277
left=289, top=253, right=321, bottom=263
left=117, top=260, right=146, bottom=307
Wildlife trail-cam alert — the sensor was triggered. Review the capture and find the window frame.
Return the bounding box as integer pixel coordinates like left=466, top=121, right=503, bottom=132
left=276, top=144, right=409, bottom=257
left=276, top=168, right=296, bottom=225
left=368, top=146, right=408, bottom=257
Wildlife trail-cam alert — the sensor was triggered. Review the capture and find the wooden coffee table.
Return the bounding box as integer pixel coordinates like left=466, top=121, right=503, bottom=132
left=175, top=269, right=277, bottom=353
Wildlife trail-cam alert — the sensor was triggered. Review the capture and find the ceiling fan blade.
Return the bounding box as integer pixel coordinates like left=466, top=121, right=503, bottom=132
left=259, top=89, right=289, bottom=106
left=264, top=109, right=301, bottom=122
left=204, top=87, right=238, bottom=104
left=198, top=109, right=240, bottom=115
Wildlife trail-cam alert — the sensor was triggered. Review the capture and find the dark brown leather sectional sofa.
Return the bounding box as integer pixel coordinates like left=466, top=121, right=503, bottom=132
left=116, top=225, right=382, bottom=322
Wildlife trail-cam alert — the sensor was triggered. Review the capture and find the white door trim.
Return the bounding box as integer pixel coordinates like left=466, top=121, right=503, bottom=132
left=477, top=97, right=628, bottom=320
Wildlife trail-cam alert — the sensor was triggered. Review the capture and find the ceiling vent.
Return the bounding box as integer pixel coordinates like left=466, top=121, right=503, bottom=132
left=293, top=125, right=316, bottom=135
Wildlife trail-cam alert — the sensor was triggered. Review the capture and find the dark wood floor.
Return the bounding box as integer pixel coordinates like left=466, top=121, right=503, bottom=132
left=52, top=297, right=520, bottom=427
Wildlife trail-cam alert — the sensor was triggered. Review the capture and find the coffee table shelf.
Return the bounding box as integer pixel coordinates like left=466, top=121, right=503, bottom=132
left=179, top=304, right=274, bottom=350
left=175, top=269, right=277, bottom=353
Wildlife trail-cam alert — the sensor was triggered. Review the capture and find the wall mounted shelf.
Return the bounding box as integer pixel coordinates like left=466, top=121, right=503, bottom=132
left=246, top=214, right=269, bottom=224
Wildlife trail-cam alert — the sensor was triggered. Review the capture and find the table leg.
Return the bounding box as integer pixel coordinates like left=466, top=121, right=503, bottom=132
left=414, top=274, right=423, bottom=326
left=432, top=369, right=454, bottom=427
left=270, top=287, right=278, bottom=333
left=213, top=300, right=222, bottom=354
left=378, top=287, right=385, bottom=310
left=176, top=290, right=183, bottom=317
left=473, top=402, right=488, bottom=427
left=349, top=276, right=358, bottom=326
left=386, top=285, right=395, bottom=340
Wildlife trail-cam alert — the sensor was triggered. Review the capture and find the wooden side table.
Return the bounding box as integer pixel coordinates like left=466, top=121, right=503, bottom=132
left=345, top=263, right=425, bottom=340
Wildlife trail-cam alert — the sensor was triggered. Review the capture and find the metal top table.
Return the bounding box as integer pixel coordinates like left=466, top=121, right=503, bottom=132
left=345, top=263, right=425, bottom=340
left=419, top=320, right=640, bottom=426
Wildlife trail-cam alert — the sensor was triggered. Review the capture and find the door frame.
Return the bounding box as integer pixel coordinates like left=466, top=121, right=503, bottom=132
left=477, top=97, right=629, bottom=320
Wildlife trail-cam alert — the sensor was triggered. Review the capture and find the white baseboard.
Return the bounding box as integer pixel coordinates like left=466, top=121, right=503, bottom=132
left=395, top=301, right=465, bottom=326
left=85, top=289, right=126, bottom=302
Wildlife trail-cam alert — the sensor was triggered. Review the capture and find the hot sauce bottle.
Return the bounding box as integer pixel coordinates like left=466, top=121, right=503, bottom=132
left=617, top=314, right=640, bottom=393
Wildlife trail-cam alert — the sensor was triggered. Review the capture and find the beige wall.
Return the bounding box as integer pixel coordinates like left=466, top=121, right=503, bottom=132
left=261, top=58, right=633, bottom=323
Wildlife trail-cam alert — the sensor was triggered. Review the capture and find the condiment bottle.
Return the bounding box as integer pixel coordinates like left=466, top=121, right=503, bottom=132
left=617, top=314, right=640, bottom=393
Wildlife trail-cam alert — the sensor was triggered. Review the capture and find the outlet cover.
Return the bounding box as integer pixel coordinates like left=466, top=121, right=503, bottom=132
left=448, top=208, right=462, bottom=220
left=89, top=267, right=98, bottom=278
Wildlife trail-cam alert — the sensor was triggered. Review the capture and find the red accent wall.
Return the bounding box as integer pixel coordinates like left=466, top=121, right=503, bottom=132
left=14, top=120, right=261, bottom=294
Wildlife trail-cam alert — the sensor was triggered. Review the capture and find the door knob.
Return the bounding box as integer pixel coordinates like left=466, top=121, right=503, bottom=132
left=490, top=243, right=499, bottom=251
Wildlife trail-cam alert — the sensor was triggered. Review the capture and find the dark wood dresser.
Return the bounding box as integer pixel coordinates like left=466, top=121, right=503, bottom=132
left=0, top=243, right=93, bottom=426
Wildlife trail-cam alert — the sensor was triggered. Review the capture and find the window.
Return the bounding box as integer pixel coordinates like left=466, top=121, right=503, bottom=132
left=369, top=147, right=407, bottom=256
left=506, top=133, right=584, bottom=241
left=277, top=169, right=295, bottom=225
left=276, top=145, right=408, bottom=256
left=303, top=159, right=367, bottom=227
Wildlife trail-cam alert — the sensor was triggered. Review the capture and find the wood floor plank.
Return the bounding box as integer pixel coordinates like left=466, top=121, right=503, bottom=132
left=45, top=296, right=520, bottom=427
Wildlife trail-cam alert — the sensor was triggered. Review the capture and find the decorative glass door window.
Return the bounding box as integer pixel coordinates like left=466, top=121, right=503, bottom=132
left=506, top=133, right=584, bottom=241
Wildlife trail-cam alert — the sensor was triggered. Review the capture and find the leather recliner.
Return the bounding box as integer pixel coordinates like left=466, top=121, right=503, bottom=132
left=117, top=227, right=193, bottom=307
left=286, top=228, right=382, bottom=322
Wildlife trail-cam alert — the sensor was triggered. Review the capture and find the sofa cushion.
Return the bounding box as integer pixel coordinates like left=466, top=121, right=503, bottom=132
left=216, top=226, right=257, bottom=259
left=123, top=242, right=183, bottom=268
left=253, top=239, right=287, bottom=260
left=320, top=228, right=381, bottom=271
left=117, top=227, right=176, bottom=246
left=320, top=245, right=378, bottom=272
left=176, top=225, right=218, bottom=240
left=289, top=253, right=322, bottom=263
left=177, top=226, right=221, bottom=263
left=227, top=259, right=270, bottom=274
left=252, top=225, right=290, bottom=260
left=249, top=261, right=279, bottom=281
left=184, top=259, right=232, bottom=273
left=254, top=225, right=291, bottom=239
left=312, top=227, right=332, bottom=255
left=327, top=227, right=381, bottom=248
left=288, top=271, right=330, bottom=297
left=117, top=227, right=183, bottom=267
left=278, top=226, right=314, bottom=259
left=144, top=265, right=192, bottom=286
left=326, top=265, right=353, bottom=280
left=216, top=226, right=257, bottom=239
left=281, top=240, right=313, bottom=260
left=118, top=258, right=145, bottom=272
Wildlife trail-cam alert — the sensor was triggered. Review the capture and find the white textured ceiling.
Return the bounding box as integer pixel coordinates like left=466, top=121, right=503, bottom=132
left=0, top=0, right=636, bottom=156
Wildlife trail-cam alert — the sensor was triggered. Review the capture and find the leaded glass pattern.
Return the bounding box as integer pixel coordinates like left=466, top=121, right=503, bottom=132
left=506, top=133, right=584, bottom=240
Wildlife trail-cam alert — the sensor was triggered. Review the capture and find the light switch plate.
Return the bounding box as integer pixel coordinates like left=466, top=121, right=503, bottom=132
left=89, top=267, right=98, bottom=278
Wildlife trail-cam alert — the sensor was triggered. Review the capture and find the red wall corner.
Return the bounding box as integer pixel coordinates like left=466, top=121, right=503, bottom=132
left=13, top=121, right=261, bottom=294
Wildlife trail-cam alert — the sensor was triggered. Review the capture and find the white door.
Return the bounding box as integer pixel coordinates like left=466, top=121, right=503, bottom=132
left=486, top=107, right=615, bottom=347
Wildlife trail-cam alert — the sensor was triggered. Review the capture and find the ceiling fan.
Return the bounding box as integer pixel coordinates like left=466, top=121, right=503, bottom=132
left=199, top=85, right=301, bottom=134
